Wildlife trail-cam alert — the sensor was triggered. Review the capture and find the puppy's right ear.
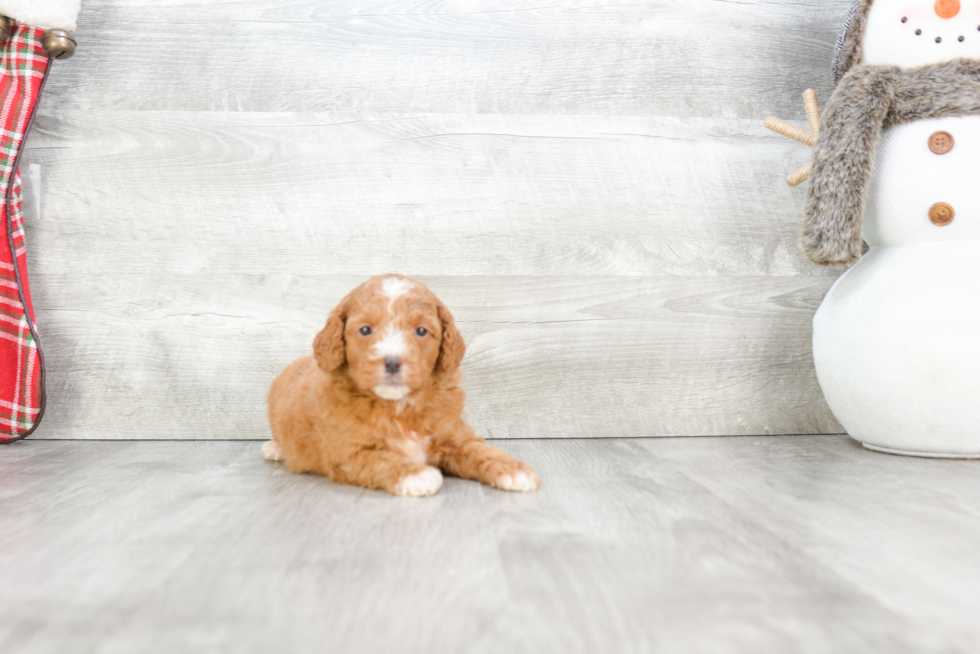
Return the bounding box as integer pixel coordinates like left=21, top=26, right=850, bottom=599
left=435, top=301, right=465, bottom=374
left=313, top=298, right=350, bottom=372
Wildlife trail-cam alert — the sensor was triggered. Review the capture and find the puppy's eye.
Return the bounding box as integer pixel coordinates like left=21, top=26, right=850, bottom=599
left=359, top=326, right=372, bottom=336
left=415, top=327, right=428, bottom=337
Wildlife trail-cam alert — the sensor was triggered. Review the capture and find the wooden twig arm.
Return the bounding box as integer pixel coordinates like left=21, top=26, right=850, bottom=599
left=765, top=89, right=820, bottom=186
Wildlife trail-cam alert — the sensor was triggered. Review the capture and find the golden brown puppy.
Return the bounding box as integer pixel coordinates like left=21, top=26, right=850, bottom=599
left=264, top=274, right=541, bottom=497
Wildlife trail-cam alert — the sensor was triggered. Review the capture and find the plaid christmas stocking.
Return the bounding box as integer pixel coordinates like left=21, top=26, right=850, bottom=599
left=0, top=25, right=54, bottom=442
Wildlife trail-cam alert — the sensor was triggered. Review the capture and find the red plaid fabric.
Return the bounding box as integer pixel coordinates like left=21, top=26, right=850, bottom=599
left=1, top=25, right=49, bottom=442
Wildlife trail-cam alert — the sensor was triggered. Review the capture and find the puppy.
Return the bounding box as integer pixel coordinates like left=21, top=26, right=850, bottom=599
left=263, top=274, right=541, bottom=497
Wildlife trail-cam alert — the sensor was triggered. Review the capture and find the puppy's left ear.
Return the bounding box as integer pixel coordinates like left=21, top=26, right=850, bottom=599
left=313, top=297, right=350, bottom=372
left=436, top=302, right=465, bottom=373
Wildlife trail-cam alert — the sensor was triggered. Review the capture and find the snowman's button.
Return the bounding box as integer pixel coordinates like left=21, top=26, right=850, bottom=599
left=929, top=131, right=954, bottom=154
left=929, top=202, right=955, bottom=226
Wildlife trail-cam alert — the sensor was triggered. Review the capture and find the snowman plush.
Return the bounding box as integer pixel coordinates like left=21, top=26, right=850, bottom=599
left=803, top=0, right=980, bottom=457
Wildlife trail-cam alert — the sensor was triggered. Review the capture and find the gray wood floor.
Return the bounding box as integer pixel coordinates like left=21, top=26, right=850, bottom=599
left=2, top=437, right=978, bottom=653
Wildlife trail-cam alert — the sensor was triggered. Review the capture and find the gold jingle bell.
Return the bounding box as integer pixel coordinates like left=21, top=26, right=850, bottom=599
left=0, top=16, right=13, bottom=44
left=42, top=29, right=77, bottom=59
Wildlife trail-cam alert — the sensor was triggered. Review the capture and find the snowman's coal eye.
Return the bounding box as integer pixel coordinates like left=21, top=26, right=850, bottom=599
left=902, top=16, right=908, bottom=23
left=960, top=36, right=966, bottom=42
left=937, top=36, right=943, bottom=43
left=916, top=29, right=923, bottom=35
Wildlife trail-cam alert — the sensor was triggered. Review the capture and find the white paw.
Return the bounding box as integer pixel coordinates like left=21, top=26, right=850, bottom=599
left=393, top=466, right=443, bottom=497
left=495, top=470, right=540, bottom=492
left=261, top=440, right=284, bottom=462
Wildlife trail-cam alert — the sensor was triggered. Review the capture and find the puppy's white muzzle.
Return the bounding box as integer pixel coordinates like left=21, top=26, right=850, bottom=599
left=373, top=382, right=411, bottom=401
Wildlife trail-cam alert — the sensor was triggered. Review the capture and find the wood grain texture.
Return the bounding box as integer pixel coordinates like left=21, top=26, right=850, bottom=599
left=25, top=111, right=830, bottom=277
left=20, top=0, right=855, bottom=439
left=42, top=0, right=849, bottom=117
left=1, top=438, right=978, bottom=653
left=29, top=275, right=842, bottom=440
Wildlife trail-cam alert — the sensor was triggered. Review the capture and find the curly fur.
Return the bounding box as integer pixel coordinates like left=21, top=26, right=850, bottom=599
left=804, top=60, right=980, bottom=265
left=265, top=274, right=541, bottom=497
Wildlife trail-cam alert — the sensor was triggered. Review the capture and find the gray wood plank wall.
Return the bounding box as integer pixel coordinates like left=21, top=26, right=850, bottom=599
left=21, top=0, right=852, bottom=440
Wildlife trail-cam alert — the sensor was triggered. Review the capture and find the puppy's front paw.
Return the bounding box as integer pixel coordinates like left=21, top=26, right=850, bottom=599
left=261, top=439, right=284, bottom=462
left=493, top=463, right=541, bottom=492
left=393, top=466, right=443, bottom=497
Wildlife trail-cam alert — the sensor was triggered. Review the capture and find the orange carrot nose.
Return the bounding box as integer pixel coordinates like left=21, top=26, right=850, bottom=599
left=935, top=0, right=960, bottom=18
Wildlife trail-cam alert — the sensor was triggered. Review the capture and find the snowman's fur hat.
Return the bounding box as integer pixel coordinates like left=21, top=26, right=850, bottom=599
left=803, top=0, right=980, bottom=265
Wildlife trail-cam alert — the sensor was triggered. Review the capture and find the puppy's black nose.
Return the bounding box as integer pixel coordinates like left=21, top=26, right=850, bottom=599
left=384, top=356, right=402, bottom=375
